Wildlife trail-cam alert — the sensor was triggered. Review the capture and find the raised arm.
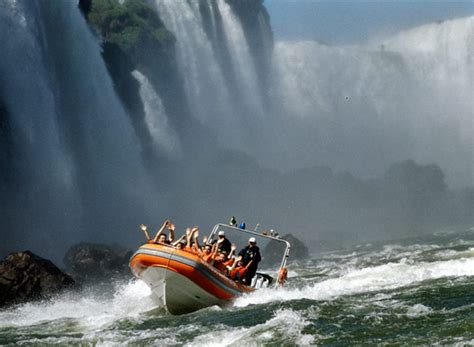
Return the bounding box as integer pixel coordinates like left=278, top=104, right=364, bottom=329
left=153, top=219, right=170, bottom=242
left=140, top=224, right=151, bottom=241
left=168, top=222, right=175, bottom=242
left=185, top=227, right=193, bottom=248
left=228, top=243, right=237, bottom=259
left=192, top=227, right=200, bottom=252
left=228, top=256, right=242, bottom=271
left=172, top=234, right=186, bottom=246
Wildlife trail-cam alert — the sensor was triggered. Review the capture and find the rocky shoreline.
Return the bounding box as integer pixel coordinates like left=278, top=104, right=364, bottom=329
left=0, top=251, right=75, bottom=308
left=0, top=243, right=135, bottom=309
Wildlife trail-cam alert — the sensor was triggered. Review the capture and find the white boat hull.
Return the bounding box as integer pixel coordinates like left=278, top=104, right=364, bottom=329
left=140, top=266, right=226, bottom=315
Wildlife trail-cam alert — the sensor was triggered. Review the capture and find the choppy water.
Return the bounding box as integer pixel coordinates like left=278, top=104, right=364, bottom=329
left=1, top=230, right=473, bottom=345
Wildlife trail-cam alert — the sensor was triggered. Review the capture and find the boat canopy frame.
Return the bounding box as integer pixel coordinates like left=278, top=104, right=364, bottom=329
left=208, top=223, right=291, bottom=288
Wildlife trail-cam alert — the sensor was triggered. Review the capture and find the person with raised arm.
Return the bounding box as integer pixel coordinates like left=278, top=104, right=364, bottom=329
left=147, top=219, right=175, bottom=244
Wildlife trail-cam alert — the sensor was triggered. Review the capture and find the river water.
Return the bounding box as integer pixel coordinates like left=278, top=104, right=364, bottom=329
left=1, top=230, right=473, bottom=345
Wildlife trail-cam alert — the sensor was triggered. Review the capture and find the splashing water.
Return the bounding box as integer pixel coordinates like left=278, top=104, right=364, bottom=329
left=0, top=280, right=152, bottom=329
left=1, top=231, right=473, bottom=345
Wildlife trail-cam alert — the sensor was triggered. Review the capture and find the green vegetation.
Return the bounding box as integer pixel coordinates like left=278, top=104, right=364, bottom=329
left=87, top=0, right=174, bottom=58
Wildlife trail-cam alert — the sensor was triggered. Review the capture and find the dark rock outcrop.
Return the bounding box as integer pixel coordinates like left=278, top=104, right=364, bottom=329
left=63, top=243, right=133, bottom=283
left=263, top=234, right=309, bottom=266
left=0, top=251, right=75, bottom=307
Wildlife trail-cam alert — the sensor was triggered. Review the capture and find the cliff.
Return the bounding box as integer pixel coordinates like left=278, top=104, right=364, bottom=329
left=79, top=0, right=190, bottom=160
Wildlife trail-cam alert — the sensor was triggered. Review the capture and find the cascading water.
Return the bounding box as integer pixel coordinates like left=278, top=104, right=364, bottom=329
left=131, top=70, right=180, bottom=156
left=148, top=1, right=472, bottom=187
left=150, top=0, right=265, bottom=150
left=266, top=16, right=474, bottom=186
left=0, top=0, right=154, bottom=257
left=150, top=0, right=232, bottom=126
left=1, top=0, right=472, bottom=255
left=215, top=0, right=264, bottom=118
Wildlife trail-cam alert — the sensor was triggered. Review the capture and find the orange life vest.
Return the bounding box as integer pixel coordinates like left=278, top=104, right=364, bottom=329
left=230, top=266, right=248, bottom=281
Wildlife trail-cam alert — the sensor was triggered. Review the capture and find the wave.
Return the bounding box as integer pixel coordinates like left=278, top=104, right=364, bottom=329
left=0, top=280, right=152, bottom=329
left=188, top=309, right=314, bottom=346
left=234, top=256, right=474, bottom=307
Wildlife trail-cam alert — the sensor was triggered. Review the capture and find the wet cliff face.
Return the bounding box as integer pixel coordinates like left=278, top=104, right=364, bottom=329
left=80, top=0, right=189, bottom=161
left=79, top=0, right=275, bottom=165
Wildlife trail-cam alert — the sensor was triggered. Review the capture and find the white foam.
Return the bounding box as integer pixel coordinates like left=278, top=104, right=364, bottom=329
left=234, top=257, right=474, bottom=307
left=405, top=304, right=432, bottom=317
left=187, top=309, right=313, bottom=346
left=0, top=280, right=153, bottom=329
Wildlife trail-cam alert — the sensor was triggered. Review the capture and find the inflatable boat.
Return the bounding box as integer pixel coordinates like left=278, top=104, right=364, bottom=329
left=130, top=223, right=290, bottom=314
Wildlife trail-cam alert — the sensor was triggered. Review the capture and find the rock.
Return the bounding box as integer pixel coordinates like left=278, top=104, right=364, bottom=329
left=0, top=251, right=75, bottom=307
left=63, top=243, right=133, bottom=283
left=263, top=234, right=309, bottom=266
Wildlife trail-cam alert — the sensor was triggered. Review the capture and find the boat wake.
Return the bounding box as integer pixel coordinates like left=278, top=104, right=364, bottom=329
left=189, top=308, right=314, bottom=346
left=234, top=255, right=474, bottom=307
left=1, top=234, right=473, bottom=345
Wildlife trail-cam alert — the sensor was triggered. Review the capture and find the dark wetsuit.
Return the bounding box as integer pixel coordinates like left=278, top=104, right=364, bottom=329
left=216, top=237, right=232, bottom=255
left=238, top=245, right=261, bottom=284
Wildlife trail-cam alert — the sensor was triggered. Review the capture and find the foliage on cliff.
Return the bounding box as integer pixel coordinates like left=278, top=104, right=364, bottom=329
left=79, top=0, right=190, bottom=160
left=86, top=0, right=174, bottom=63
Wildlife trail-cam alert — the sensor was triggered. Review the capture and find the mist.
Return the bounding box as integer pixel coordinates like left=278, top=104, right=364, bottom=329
left=0, top=0, right=472, bottom=262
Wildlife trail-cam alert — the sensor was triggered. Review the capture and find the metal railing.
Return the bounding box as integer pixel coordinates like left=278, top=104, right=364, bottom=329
left=209, top=223, right=291, bottom=288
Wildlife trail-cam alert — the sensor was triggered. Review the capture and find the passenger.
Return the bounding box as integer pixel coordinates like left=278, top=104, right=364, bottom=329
left=211, top=251, right=229, bottom=272
left=215, top=230, right=232, bottom=255
left=228, top=257, right=248, bottom=282
left=201, top=236, right=209, bottom=248
left=184, top=227, right=198, bottom=254
left=153, top=219, right=175, bottom=244
left=172, top=233, right=187, bottom=249
left=198, top=241, right=219, bottom=263
left=238, top=237, right=261, bottom=285
left=175, top=240, right=186, bottom=250
left=200, top=244, right=214, bottom=262
left=157, top=234, right=170, bottom=244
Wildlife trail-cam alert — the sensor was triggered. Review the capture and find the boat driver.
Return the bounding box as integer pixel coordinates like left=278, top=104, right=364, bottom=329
left=238, top=237, right=261, bottom=285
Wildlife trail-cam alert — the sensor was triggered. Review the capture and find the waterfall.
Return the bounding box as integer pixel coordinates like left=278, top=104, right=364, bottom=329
left=1, top=0, right=472, bottom=257
left=149, top=0, right=270, bottom=152
left=215, top=0, right=264, bottom=117
left=131, top=70, right=180, bottom=155
left=0, top=0, right=154, bottom=257
left=267, top=16, right=474, bottom=186
left=150, top=0, right=232, bottom=127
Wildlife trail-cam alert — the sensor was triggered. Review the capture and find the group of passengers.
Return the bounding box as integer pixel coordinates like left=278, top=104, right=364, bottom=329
left=139, top=220, right=261, bottom=285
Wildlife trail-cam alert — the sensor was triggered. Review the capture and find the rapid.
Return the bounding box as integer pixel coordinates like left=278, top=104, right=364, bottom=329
left=1, top=230, right=473, bottom=345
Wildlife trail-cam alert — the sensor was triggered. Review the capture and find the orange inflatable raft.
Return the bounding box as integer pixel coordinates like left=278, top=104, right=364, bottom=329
left=129, top=223, right=291, bottom=315
left=130, top=243, right=253, bottom=314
